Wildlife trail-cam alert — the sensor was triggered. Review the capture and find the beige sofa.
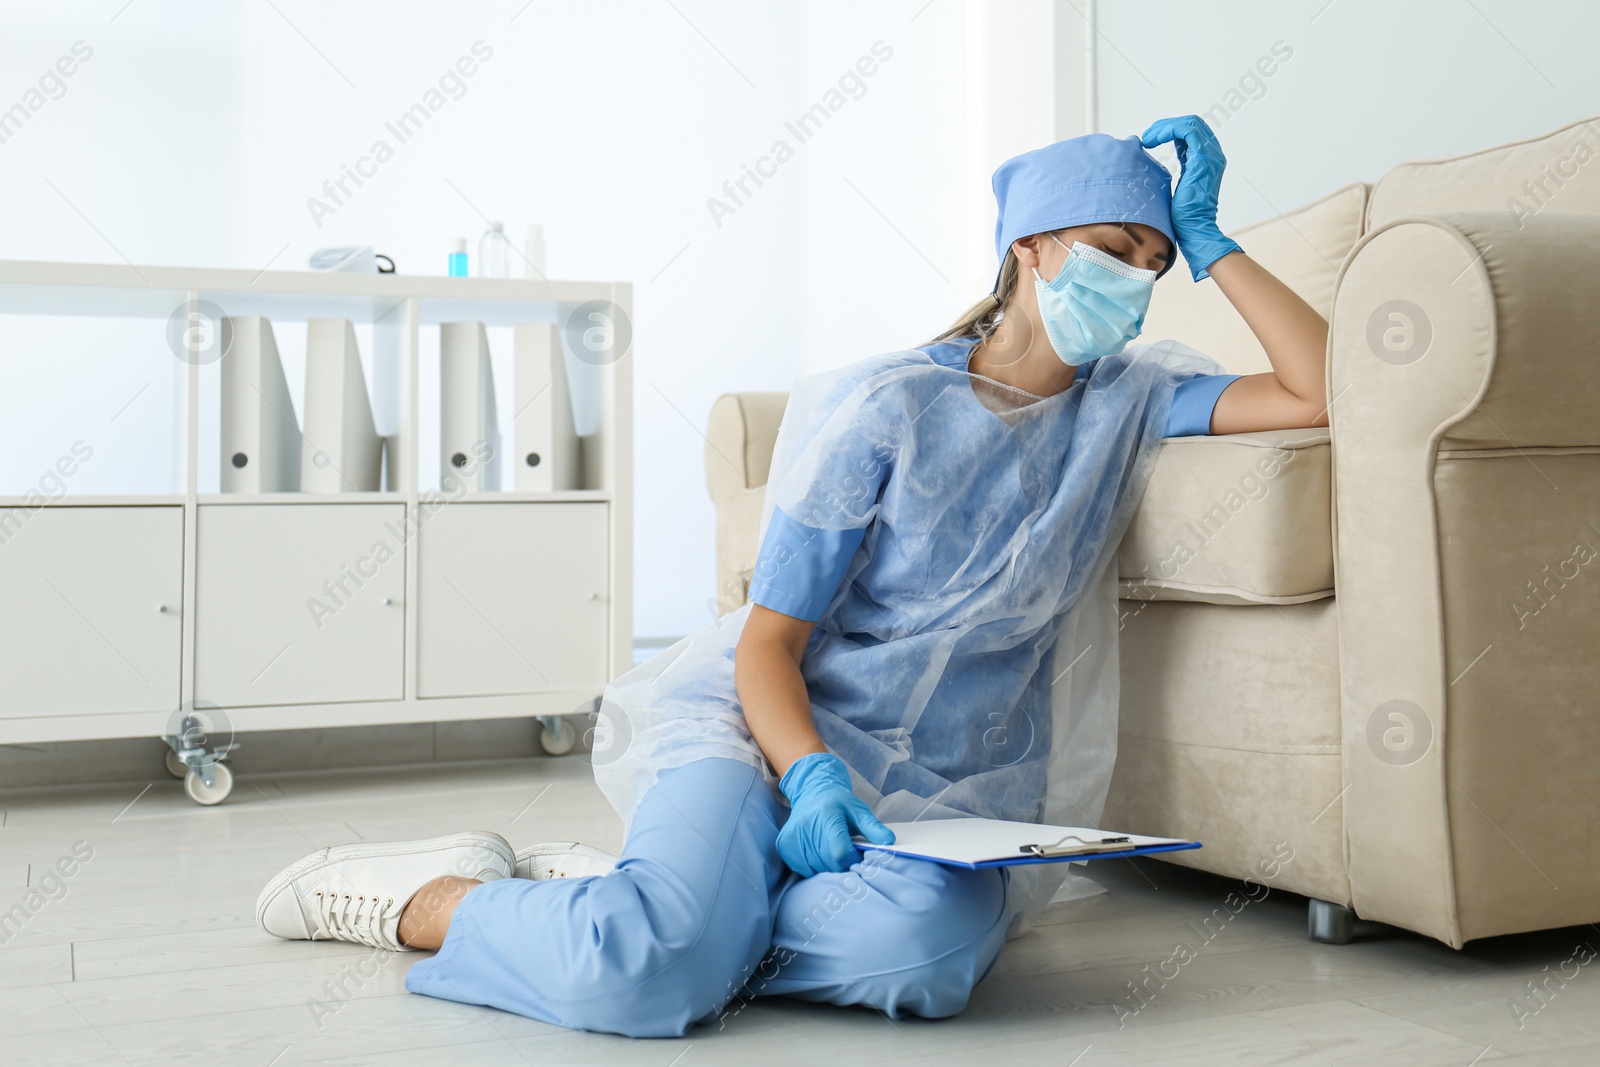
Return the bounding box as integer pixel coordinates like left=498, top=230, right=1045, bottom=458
left=703, top=116, right=1600, bottom=948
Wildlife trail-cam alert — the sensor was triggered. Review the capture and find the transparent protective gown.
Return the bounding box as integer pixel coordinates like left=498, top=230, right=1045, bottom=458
left=592, top=339, right=1227, bottom=934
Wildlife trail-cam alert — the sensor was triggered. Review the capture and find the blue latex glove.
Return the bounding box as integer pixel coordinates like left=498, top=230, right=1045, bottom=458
left=1139, top=114, right=1242, bottom=282
left=776, top=752, right=896, bottom=877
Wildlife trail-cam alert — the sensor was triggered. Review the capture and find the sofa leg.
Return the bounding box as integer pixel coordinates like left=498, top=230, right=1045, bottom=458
left=1307, top=898, right=1355, bottom=944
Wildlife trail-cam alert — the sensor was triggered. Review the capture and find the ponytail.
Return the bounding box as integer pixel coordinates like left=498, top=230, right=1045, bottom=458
left=925, top=242, right=1026, bottom=346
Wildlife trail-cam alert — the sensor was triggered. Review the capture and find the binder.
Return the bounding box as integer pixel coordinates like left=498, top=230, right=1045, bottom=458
left=301, top=318, right=382, bottom=492
left=439, top=321, right=502, bottom=491
left=220, top=316, right=300, bottom=493
left=512, top=323, right=580, bottom=492
left=851, top=817, right=1201, bottom=869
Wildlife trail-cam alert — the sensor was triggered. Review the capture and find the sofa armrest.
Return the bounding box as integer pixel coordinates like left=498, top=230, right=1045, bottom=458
left=1329, top=211, right=1600, bottom=945
left=705, top=391, right=789, bottom=612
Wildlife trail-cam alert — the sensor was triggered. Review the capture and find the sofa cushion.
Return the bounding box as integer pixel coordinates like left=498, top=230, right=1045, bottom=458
left=1118, top=427, right=1332, bottom=606
left=1139, top=183, right=1368, bottom=375
left=1367, top=115, right=1600, bottom=230
left=1103, top=595, right=1346, bottom=901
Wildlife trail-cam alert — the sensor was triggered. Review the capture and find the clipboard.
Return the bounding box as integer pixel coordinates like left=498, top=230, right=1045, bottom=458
left=850, top=817, right=1202, bottom=870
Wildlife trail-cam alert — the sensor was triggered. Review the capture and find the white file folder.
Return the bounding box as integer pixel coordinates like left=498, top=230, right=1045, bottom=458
left=439, top=321, right=502, bottom=491
left=513, top=323, right=580, bottom=492
left=220, top=316, right=300, bottom=493
left=301, top=318, right=382, bottom=493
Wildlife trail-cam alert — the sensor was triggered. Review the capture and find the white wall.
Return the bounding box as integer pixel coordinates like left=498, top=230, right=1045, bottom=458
left=15, top=1, right=1588, bottom=641
left=1083, top=0, right=1600, bottom=232
left=0, top=5, right=242, bottom=499
left=0, top=0, right=1061, bottom=642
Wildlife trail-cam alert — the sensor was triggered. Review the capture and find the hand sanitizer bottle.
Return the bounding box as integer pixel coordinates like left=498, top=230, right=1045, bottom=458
left=448, top=238, right=468, bottom=277
left=477, top=221, right=511, bottom=278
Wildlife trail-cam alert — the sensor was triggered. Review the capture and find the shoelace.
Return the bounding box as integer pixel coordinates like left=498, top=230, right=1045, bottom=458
left=312, top=889, right=403, bottom=950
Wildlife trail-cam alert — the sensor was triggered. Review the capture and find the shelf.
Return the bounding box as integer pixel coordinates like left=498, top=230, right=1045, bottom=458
left=0, top=259, right=627, bottom=326
left=0, top=491, right=613, bottom=508
left=0, top=494, right=185, bottom=508
left=196, top=491, right=407, bottom=505
left=424, top=489, right=612, bottom=504
left=190, top=490, right=610, bottom=505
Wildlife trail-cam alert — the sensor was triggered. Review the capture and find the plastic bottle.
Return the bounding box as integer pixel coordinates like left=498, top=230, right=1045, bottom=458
left=447, top=238, right=468, bottom=277
left=477, top=221, right=511, bottom=278
left=522, top=223, right=545, bottom=280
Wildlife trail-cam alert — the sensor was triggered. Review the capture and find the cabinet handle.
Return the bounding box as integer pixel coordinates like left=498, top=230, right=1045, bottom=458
left=587, top=592, right=601, bottom=601
left=158, top=605, right=172, bottom=614
left=382, top=597, right=396, bottom=607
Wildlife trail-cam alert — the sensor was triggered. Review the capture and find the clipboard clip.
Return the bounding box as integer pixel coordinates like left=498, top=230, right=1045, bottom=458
left=1019, top=832, right=1131, bottom=858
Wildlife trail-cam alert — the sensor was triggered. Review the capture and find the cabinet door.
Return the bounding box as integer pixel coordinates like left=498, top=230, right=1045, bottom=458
left=0, top=506, right=183, bottom=718
left=196, top=504, right=405, bottom=707
left=418, top=503, right=608, bottom=698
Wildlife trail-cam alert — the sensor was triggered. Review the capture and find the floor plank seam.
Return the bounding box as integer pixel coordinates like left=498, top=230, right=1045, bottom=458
left=1342, top=997, right=1487, bottom=1048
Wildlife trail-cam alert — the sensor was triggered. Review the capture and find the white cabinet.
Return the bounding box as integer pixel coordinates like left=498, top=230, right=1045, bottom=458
left=418, top=502, right=608, bottom=698
left=0, top=507, right=183, bottom=718
left=196, top=504, right=405, bottom=707
left=0, top=263, right=631, bottom=758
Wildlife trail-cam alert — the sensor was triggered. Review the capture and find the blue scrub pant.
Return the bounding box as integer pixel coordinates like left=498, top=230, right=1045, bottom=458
left=404, top=757, right=1013, bottom=1038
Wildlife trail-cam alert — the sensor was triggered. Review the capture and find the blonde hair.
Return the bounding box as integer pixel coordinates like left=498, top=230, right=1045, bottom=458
left=926, top=229, right=1059, bottom=345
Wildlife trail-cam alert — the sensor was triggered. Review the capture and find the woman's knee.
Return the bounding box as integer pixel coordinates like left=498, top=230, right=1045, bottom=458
left=856, top=867, right=1009, bottom=1019
left=762, top=856, right=1010, bottom=1018
left=777, top=854, right=1008, bottom=955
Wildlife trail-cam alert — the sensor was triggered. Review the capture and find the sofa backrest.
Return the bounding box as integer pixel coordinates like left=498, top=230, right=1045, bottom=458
left=704, top=391, right=789, bottom=500
left=1138, top=182, right=1369, bottom=376
left=705, top=391, right=790, bottom=613
left=1366, top=115, right=1600, bottom=231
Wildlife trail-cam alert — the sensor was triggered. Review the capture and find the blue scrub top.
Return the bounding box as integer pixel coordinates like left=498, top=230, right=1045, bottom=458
left=747, top=341, right=1243, bottom=623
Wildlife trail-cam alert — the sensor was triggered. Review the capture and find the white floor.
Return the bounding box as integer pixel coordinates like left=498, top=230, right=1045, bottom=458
left=2, top=755, right=1597, bottom=1067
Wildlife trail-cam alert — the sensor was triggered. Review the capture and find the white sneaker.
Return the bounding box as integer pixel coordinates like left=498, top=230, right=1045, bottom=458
left=513, top=841, right=619, bottom=880
left=256, top=831, right=514, bottom=950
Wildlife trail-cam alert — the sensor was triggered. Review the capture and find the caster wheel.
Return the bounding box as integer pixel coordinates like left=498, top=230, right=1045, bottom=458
left=539, top=718, right=577, bottom=756
left=184, top=762, right=234, bottom=806
left=164, top=749, right=188, bottom=779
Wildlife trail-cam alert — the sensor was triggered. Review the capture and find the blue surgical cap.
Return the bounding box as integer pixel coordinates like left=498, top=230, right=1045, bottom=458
left=990, top=132, right=1177, bottom=291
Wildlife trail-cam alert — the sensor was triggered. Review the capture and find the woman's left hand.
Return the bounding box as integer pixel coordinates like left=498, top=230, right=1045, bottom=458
left=1139, top=114, right=1242, bottom=282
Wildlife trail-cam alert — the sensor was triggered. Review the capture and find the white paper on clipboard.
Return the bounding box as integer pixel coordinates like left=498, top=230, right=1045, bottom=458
left=852, top=817, right=1198, bottom=869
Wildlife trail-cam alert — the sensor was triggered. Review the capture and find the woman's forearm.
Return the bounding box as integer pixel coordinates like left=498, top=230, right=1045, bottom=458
left=1206, top=250, right=1329, bottom=408
left=735, top=609, right=827, bottom=779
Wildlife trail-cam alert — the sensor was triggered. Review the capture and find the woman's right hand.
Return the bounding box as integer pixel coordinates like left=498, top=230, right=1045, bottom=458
left=776, top=752, right=896, bottom=877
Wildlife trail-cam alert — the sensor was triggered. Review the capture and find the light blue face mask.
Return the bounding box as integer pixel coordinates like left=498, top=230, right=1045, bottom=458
left=1031, top=234, right=1158, bottom=366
